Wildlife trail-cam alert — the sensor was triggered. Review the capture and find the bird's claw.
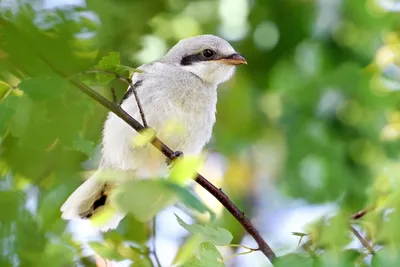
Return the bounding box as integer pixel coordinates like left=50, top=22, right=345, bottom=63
left=166, top=151, right=184, bottom=166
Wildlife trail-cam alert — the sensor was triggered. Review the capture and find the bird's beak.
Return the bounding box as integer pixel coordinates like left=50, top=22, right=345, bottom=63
left=219, top=53, right=247, bottom=65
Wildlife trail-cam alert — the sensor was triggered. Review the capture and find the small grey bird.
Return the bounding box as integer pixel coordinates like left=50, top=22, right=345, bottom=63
left=61, top=34, right=247, bottom=231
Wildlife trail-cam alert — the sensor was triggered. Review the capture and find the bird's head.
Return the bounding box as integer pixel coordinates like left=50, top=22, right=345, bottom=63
left=162, top=35, right=247, bottom=85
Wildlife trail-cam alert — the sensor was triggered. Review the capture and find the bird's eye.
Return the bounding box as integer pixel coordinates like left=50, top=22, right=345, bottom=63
left=202, top=49, right=215, bottom=59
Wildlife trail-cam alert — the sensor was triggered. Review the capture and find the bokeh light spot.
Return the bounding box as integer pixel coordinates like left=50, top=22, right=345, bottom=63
left=171, top=16, right=201, bottom=39
left=134, top=35, right=168, bottom=64
left=253, top=21, right=279, bottom=51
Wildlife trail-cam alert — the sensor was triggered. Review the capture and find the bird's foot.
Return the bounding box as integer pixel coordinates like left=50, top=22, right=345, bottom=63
left=166, top=151, right=184, bottom=166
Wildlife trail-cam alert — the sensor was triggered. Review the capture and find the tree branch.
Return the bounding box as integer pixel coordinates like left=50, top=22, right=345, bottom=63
left=129, top=82, right=148, bottom=128
left=350, top=226, right=375, bottom=254
left=65, top=77, right=276, bottom=262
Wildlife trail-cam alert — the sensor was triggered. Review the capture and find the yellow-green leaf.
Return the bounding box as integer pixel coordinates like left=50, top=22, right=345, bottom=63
left=176, top=215, right=232, bottom=246
left=132, top=128, right=156, bottom=148
left=169, top=155, right=203, bottom=185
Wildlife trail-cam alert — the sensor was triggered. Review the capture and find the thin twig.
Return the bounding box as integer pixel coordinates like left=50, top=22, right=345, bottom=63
left=350, top=226, right=375, bottom=254
left=225, top=244, right=260, bottom=251
left=75, top=69, right=148, bottom=127
left=151, top=216, right=162, bottom=267
left=129, top=83, right=148, bottom=128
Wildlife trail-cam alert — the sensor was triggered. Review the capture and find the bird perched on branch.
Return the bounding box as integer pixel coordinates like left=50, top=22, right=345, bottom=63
left=60, top=34, right=247, bottom=231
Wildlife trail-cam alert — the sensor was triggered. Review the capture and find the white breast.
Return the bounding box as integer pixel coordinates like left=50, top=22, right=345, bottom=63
left=101, top=62, right=217, bottom=177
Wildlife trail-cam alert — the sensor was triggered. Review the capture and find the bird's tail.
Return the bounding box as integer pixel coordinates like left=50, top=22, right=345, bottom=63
left=60, top=171, right=126, bottom=231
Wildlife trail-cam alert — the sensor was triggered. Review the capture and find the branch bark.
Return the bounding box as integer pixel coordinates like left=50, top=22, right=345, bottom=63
left=65, top=77, right=277, bottom=262
left=350, top=226, right=375, bottom=254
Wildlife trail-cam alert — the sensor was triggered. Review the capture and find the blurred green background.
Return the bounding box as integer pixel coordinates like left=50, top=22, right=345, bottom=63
left=1, top=0, right=400, bottom=266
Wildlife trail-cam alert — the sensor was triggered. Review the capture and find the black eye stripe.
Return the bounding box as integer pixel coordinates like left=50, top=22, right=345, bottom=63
left=180, top=51, right=220, bottom=66
left=180, top=54, right=203, bottom=66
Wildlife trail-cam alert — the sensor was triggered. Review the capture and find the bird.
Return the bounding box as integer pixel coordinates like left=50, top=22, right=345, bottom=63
left=60, top=34, right=247, bottom=231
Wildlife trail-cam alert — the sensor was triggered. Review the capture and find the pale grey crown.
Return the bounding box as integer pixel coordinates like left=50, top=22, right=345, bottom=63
left=161, top=34, right=236, bottom=65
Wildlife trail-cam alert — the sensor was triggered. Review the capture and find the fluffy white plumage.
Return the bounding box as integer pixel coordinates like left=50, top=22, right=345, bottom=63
left=60, top=34, right=246, bottom=231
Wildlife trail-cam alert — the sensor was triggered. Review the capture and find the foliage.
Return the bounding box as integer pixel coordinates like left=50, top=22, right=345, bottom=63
left=1, top=0, right=400, bottom=266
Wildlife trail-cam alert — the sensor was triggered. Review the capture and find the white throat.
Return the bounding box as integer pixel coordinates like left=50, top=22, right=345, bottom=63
left=181, top=62, right=235, bottom=85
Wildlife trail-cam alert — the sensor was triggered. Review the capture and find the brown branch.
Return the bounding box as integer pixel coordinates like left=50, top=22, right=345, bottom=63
left=63, top=75, right=276, bottom=262
left=350, top=226, right=375, bottom=254
left=129, top=83, right=148, bottom=128
left=77, top=70, right=148, bottom=127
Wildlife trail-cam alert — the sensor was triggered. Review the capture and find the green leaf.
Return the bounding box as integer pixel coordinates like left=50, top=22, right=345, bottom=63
left=113, top=179, right=214, bottom=222
left=18, top=76, right=69, bottom=100
left=131, top=128, right=156, bottom=148
left=274, top=253, right=313, bottom=267
left=181, top=257, right=203, bottom=267
left=112, top=179, right=177, bottom=222
left=94, top=52, right=121, bottom=84
left=0, top=105, right=14, bottom=135
left=173, top=235, right=203, bottom=265
left=7, top=95, right=32, bottom=137
left=182, top=242, right=224, bottom=267
left=96, top=51, right=120, bottom=70
left=38, top=243, right=76, bottom=267
left=372, top=246, right=400, bottom=267
left=176, top=215, right=232, bottom=246
left=197, top=242, right=224, bottom=266
left=341, top=249, right=363, bottom=263
left=89, top=242, right=125, bottom=261
left=314, top=213, right=351, bottom=248
left=90, top=205, right=119, bottom=228
left=165, top=182, right=215, bottom=220
left=131, top=258, right=153, bottom=267
left=72, top=136, right=95, bottom=156
left=169, top=155, right=203, bottom=185
left=37, top=184, right=70, bottom=230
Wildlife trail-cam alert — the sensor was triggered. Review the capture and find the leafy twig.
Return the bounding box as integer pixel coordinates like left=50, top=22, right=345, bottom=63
left=225, top=244, right=260, bottom=252
left=74, top=68, right=149, bottom=127
left=350, top=226, right=375, bottom=254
